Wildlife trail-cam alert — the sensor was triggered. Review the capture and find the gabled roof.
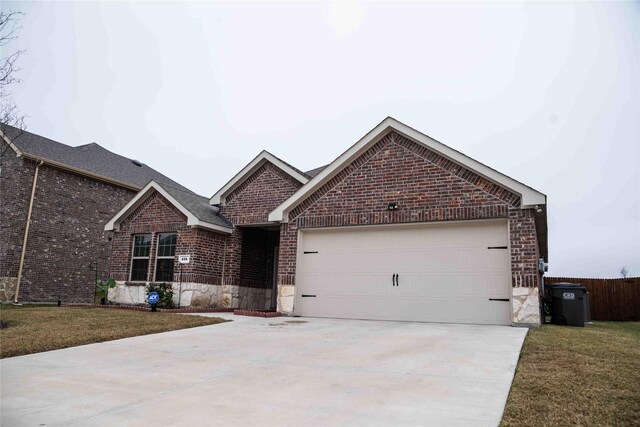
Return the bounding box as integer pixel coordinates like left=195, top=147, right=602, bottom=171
left=209, top=150, right=309, bottom=205
left=1, top=125, right=190, bottom=191
left=269, top=117, right=547, bottom=222
left=105, top=181, right=232, bottom=234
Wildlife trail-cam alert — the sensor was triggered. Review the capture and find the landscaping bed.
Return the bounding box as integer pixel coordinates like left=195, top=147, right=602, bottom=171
left=502, top=321, right=640, bottom=426
left=233, top=309, right=281, bottom=318
left=0, top=304, right=226, bottom=358
left=66, top=303, right=235, bottom=313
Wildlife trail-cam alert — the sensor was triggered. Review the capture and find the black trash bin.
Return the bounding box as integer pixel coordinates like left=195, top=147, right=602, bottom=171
left=548, top=283, right=591, bottom=327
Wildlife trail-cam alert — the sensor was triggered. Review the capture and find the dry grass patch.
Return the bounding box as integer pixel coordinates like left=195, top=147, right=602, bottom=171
left=0, top=304, right=225, bottom=358
left=502, top=322, right=640, bottom=426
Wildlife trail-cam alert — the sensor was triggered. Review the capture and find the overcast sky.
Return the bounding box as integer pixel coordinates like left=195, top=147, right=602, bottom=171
left=5, top=1, right=639, bottom=278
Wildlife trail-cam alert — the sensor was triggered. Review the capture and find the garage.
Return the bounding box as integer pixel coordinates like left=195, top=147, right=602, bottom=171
left=294, top=219, right=512, bottom=325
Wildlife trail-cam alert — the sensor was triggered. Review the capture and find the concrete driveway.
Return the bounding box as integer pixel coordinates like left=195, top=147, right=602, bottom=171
left=1, top=314, right=527, bottom=427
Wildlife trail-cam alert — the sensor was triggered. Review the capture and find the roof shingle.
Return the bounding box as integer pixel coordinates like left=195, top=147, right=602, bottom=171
left=3, top=125, right=190, bottom=191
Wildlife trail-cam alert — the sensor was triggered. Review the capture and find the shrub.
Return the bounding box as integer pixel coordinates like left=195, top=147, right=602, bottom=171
left=146, top=283, right=175, bottom=309
left=95, top=278, right=116, bottom=304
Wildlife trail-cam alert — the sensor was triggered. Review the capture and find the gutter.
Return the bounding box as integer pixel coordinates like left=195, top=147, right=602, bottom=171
left=14, top=160, right=43, bottom=303
left=19, top=153, right=142, bottom=192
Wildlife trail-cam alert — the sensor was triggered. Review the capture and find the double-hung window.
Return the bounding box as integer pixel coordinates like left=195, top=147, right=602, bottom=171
left=154, top=233, right=177, bottom=282
left=130, top=234, right=152, bottom=281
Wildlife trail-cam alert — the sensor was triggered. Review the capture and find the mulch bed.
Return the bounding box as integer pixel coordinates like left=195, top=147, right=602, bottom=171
left=36, top=303, right=282, bottom=317
left=233, top=309, right=282, bottom=318
left=65, top=303, right=235, bottom=313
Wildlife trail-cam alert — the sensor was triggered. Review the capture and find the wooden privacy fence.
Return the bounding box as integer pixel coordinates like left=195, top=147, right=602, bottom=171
left=545, top=277, right=640, bottom=321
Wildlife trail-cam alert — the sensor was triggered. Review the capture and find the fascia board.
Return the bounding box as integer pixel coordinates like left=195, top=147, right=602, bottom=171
left=190, top=220, right=233, bottom=234
left=0, top=129, right=23, bottom=156
left=104, top=181, right=158, bottom=231
left=269, top=117, right=546, bottom=222
left=105, top=181, right=233, bottom=234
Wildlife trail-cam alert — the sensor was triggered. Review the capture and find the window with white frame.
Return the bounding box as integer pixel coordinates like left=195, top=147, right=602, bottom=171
left=154, top=233, right=177, bottom=282
left=130, top=234, right=152, bottom=281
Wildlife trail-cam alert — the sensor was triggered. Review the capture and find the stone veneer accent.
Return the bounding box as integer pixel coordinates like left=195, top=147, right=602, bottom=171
left=108, top=281, right=226, bottom=308
left=0, top=277, right=18, bottom=301
left=277, top=284, right=295, bottom=314
left=512, top=287, right=541, bottom=325
left=276, top=131, right=542, bottom=324
left=109, top=281, right=273, bottom=310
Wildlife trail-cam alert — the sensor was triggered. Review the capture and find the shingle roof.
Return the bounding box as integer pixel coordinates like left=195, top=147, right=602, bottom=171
left=2, top=125, right=190, bottom=191
left=305, top=165, right=327, bottom=178
left=159, top=182, right=232, bottom=229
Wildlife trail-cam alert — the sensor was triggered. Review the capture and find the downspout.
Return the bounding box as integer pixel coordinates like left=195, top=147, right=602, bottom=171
left=14, top=160, right=43, bottom=303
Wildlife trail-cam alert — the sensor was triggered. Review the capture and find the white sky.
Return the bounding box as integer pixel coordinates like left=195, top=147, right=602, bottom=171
left=5, top=1, right=639, bottom=278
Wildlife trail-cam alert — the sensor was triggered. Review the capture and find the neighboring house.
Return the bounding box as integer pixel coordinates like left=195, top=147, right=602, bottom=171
left=106, top=117, right=548, bottom=326
left=0, top=126, right=192, bottom=303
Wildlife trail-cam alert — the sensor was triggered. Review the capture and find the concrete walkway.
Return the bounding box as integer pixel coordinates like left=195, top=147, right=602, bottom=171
left=1, top=314, right=527, bottom=426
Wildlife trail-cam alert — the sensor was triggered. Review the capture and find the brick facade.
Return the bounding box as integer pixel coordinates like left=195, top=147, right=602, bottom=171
left=221, top=162, right=303, bottom=225
left=110, top=191, right=226, bottom=286
left=1, top=143, right=134, bottom=302
left=218, top=162, right=303, bottom=289
left=277, top=131, right=540, bottom=291
left=103, top=126, right=542, bottom=321
left=0, top=148, right=36, bottom=282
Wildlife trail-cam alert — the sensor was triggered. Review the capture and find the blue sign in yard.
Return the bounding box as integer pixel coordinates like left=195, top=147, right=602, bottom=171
left=148, top=292, right=159, bottom=304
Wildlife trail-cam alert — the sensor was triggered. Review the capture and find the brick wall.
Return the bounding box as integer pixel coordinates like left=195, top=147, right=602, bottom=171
left=110, top=191, right=226, bottom=286
left=1, top=145, right=135, bottom=302
left=221, top=162, right=303, bottom=225
left=278, top=130, right=540, bottom=289
left=0, top=145, right=36, bottom=279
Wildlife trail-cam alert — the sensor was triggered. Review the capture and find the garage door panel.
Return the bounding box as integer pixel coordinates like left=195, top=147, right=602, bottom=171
left=397, top=273, right=509, bottom=298
left=295, top=220, right=512, bottom=325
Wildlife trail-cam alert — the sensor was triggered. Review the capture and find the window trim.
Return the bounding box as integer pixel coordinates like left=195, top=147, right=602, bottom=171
left=153, top=232, right=177, bottom=282
left=129, top=234, right=152, bottom=282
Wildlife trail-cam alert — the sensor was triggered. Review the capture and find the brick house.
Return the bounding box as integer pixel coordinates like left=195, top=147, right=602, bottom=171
left=106, top=117, right=548, bottom=325
left=0, top=126, right=192, bottom=303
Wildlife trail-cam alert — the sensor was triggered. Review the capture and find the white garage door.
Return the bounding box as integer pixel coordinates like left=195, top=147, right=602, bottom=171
left=294, top=220, right=512, bottom=325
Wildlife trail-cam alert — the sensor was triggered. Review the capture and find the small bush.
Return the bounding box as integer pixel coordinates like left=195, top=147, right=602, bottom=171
left=146, top=283, right=175, bottom=309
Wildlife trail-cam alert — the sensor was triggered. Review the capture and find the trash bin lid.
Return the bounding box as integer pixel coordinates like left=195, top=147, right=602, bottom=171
left=548, top=282, right=586, bottom=289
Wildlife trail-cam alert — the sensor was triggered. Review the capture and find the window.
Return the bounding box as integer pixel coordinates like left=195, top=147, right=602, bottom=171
left=154, top=233, right=177, bottom=282
left=130, top=234, right=151, bottom=281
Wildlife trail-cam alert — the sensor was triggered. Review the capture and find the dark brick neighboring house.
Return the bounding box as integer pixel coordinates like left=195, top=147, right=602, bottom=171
left=106, top=117, right=548, bottom=326
left=0, top=126, right=192, bottom=303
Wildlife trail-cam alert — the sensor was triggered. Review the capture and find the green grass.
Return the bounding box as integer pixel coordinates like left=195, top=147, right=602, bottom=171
left=0, top=304, right=225, bottom=358
left=502, top=322, right=640, bottom=426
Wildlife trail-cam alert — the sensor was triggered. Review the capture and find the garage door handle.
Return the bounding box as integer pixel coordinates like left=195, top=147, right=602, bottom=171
left=396, top=274, right=399, bottom=287
left=488, top=298, right=509, bottom=302
left=392, top=274, right=396, bottom=286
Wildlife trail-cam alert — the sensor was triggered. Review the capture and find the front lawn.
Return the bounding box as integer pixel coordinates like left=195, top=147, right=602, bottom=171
left=0, top=304, right=225, bottom=358
left=502, top=321, right=640, bottom=426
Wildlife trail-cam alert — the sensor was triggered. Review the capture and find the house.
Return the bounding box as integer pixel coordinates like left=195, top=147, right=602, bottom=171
left=0, top=126, right=192, bottom=303
left=105, top=117, right=547, bottom=326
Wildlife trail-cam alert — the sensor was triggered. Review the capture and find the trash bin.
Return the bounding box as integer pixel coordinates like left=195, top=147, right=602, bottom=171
left=548, top=283, right=590, bottom=327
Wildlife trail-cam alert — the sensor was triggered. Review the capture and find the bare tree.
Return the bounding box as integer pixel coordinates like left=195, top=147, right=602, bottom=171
left=0, top=10, right=26, bottom=155
left=620, top=266, right=629, bottom=280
